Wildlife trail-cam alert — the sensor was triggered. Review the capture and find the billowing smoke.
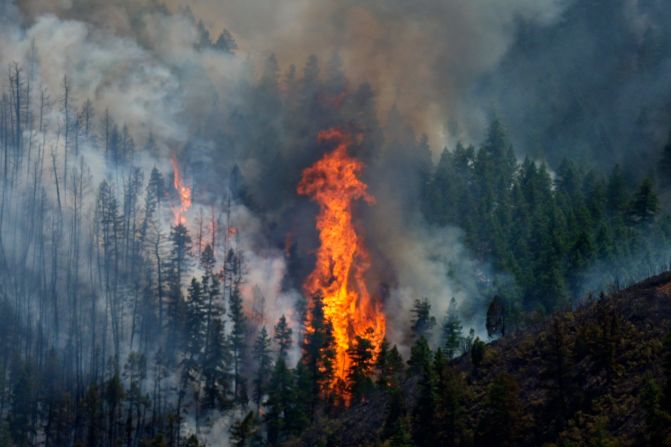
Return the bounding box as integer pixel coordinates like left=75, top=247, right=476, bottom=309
left=163, top=0, right=567, bottom=147
left=14, top=0, right=569, bottom=151
left=13, top=0, right=671, bottom=167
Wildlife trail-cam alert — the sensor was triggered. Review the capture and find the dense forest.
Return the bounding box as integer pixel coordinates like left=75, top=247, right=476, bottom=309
left=1, top=0, right=671, bottom=446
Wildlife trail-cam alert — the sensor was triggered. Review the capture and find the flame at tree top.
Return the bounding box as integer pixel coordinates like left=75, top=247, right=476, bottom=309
left=171, top=154, right=192, bottom=226
left=298, top=128, right=386, bottom=386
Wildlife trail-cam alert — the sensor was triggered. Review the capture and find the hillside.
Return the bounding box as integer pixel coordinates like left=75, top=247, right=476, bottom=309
left=291, top=273, right=671, bottom=447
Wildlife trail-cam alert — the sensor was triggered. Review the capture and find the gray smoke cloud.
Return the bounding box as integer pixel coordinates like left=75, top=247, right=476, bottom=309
left=14, top=0, right=671, bottom=172
left=15, top=0, right=569, bottom=154
left=164, top=0, right=569, bottom=152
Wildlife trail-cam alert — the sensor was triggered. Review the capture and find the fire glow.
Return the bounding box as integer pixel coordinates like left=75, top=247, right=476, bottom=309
left=298, top=128, right=386, bottom=385
left=171, top=154, right=192, bottom=226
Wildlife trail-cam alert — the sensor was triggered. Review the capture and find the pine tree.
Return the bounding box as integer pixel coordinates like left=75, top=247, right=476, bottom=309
left=408, top=336, right=432, bottom=377
left=185, top=278, right=206, bottom=359
left=383, top=388, right=413, bottom=447
left=347, top=332, right=375, bottom=403
left=435, top=363, right=468, bottom=447
left=606, top=164, right=628, bottom=216
left=376, top=340, right=405, bottom=390
left=273, top=315, right=293, bottom=360
left=475, top=373, right=526, bottom=447
left=229, top=283, right=248, bottom=404
left=443, top=297, right=464, bottom=358
left=302, top=293, right=336, bottom=416
left=411, top=347, right=437, bottom=447
left=288, top=362, right=312, bottom=434
left=627, top=177, right=659, bottom=226
left=202, top=319, right=232, bottom=410
left=411, top=299, right=436, bottom=340
left=265, top=357, right=293, bottom=445
left=166, top=224, right=192, bottom=360
left=252, top=327, right=272, bottom=410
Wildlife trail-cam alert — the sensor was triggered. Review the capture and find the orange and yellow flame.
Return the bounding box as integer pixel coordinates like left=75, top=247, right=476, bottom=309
left=298, top=128, right=385, bottom=385
left=171, top=154, right=192, bottom=226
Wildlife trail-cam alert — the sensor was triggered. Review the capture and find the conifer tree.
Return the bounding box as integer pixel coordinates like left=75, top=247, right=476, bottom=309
left=411, top=347, right=437, bottom=447
left=229, top=283, right=248, bottom=404
left=166, top=223, right=192, bottom=360
left=444, top=297, right=464, bottom=357
left=347, top=332, right=375, bottom=403
left=252, top=327, right=272, bottom=410
left=302, top=293, right=336, bottom=416
left=627, top=177, right=659, bottom=226
left=265, top=357, right=293, bottom=445
left=201, top=318, right=231, bottom=410
left=376, top=340, right=405, bottom=390
left=411, top=299, right=436, bottom=340
left=273, top=314, right=293, bottom=360
left=475, top=373, right=526, bottom=447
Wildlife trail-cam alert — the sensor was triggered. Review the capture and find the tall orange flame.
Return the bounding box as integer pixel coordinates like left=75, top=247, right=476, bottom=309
left=171, top=154, right=192, bottom=226
left=298, top=128, right=386, bottom=385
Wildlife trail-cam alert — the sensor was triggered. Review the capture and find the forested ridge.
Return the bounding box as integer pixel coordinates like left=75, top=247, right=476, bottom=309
left=292, top=272, right=671, bottom=446
left=422, top=119, right=671, bottom=321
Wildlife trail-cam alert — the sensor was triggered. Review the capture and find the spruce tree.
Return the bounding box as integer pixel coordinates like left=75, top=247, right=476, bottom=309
left=229, top=284, right=248, bottom=404
left=302, top=293, right=336, bottom=416
left=347, top=332, right=375, bottom=403
left=265, top=357, right=293, bottom=445
left=202, top=319, right=232, bottom=410
left=411, top=299, right=436, bottom=340
left=443, top=297, right=464, bottom=358
left=475, top=373, right=526, bottom=447
left=252, top=327, right=272, bottom=410
left=627, top=177, right=659, bottom=226
left=273, top=315, right=293, bottom=360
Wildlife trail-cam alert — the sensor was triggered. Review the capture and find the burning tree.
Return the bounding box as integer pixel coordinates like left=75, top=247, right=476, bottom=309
left=297, top=128, right=386, bottom=390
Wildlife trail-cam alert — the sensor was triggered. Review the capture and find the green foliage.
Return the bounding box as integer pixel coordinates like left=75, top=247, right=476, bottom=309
left=411, top=299, right=436, bottom=340
left=411, top=349, right=438, bottom=447
left=383, top=388, right=414, bottom=447
left=627, top=177, right=659, bottom=226
left=475, top=373, right=526, bottom=447
left=376, top=340, right=405, bottom=390
left=443, top=298, right=464, bottom=358
left=422, top=118, right=671, bottom=317
left=408, top=336, right=432, bottom=377
left=435, top=363, right=468, bottom=447
left=347, top=333, right=376, bottom=403
left=252, top=327, right=273, bottom=409
left=273, top=314, right=293, bottom=361
left=302, top=294, right=337, bottom=416
left=265, top=358, right=293, bottom=445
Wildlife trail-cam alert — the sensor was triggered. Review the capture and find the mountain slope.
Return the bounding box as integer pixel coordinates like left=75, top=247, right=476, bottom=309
left=290, top=272, right=671, bottom=446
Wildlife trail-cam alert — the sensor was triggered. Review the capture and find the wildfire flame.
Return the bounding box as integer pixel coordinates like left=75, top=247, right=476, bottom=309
left=171, top=154, right=192, bottom=226
left=298, top=128, right=386, bottom=385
